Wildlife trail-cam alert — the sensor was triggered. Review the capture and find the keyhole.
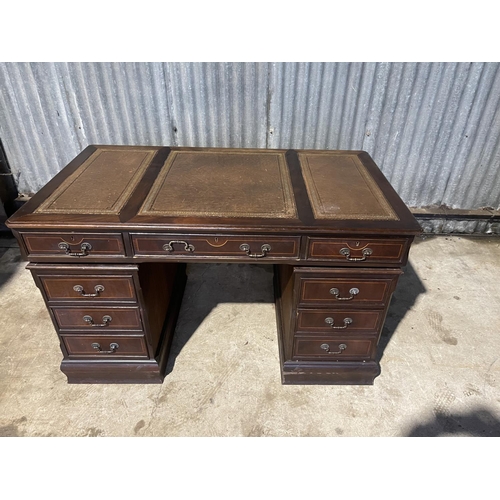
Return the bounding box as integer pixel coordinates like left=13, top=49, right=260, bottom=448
left=355, top=241, right=360, bottom=247
left=214, top=237, right=219, bottom=243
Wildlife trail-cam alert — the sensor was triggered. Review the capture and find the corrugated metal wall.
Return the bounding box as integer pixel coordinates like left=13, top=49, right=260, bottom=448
left=0, top=62, right=499, bottom=210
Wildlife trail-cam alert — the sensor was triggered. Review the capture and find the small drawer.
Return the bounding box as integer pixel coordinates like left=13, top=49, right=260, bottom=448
left=21, top=232, right=126, bottom=258
left=131, top=233, right=300, bottom=260
left=52, top=306, right=142, bottom=331
left=296, top=309, right=384, bottom=334
left=39, top=275, right=137, bottom=302
left=62, top=335, right=148, bottom=358
left=293, top=337, right=375, bottom=360
left=306, top=237, right=410, bottom=265
left=297, top=271, right=400, bottom=308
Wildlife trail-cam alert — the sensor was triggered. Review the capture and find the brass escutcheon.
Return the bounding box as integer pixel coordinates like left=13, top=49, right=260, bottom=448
left=339, top=247, right=372, bottom=261
left=320, top=343, right=347, bottom=354
left=91, top=342, right=119, bottom=354
left=163, top=241, right=195, bottom=252
left=329, top=287, right=359, bottom=300
left=73, top=284, right=104, bottom=297
left=324, top=317, right=353, bottom=329
left=239, top=243, right=271, bottom=258
left=58, top=242, right=92, bottom=257
left=83, top=315, right=112, bottom=327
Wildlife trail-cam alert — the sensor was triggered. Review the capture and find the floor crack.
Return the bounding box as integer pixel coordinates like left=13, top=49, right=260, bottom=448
left=143, top=385, right=164, bottom=434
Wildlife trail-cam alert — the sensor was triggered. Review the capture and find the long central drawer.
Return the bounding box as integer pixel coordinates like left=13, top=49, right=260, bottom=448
left=131, top=233, right=301, bottom=260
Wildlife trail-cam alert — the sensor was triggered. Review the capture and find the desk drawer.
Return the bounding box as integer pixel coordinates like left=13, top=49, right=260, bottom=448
left=297, top=270, right=400, bottom=308
left=131, top=233, right=300, bottom=260
left=62, top=335, right=148, bottom=358
left=306, top=237, right=410, bottom=265
left=293, top=337, right=375, bottom=360
left=296, top=309, right=384, bottom=334
left=40, top=275, right=136, bottom=302
left=21, top=232, right=126, bottom=258
left=52, top=306, right=142, bottom=331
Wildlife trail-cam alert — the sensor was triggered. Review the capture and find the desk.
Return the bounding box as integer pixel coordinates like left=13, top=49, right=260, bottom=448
left=7, top=146, right=420, bottom=384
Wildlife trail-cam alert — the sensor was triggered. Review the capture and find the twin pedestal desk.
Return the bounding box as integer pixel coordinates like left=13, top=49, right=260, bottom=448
left=7, top=146, right=420, bottom=385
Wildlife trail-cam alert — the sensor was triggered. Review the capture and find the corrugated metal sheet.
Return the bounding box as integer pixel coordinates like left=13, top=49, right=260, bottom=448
left=0, top=62, right=499, bottom=211
left=418, top=218, right=500, bottom=235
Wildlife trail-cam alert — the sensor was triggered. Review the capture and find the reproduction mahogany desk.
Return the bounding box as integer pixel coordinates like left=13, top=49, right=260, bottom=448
left=6, top=146, right=421, bottom=384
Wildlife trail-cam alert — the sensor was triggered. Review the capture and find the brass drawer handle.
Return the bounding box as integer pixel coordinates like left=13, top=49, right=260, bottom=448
left=339, top=247, right=372, bottom=261
left=325, top=317, right=353, bottom=329
left=163, top=241, right=195, bottom=252
left=91, top=342, right=119, bottom=354
left=83, top=315, right=112, bottom=327
left=58, top=242, right=92, bottom=257
left=239, top=243, right=271, bottom=258
left=329, top=287, right=359, bottom=300
left=320, top=343, right=347, bottom=354
left=73, top=284, right=105, bottom=297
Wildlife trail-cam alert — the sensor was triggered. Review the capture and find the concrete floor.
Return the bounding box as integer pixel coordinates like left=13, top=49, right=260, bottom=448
left=0, top=234, right=499, bottom=437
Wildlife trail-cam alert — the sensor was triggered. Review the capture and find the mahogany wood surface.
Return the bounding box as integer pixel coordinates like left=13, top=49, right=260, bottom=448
left=51, top=306, right=143, bottom=331
left=62, top=335, right=148, bottom=358
left=7, top=146, right=420, bottom=385
left=296, top=309, right=384, bottom=333
left=39, top=275, right=137, bottom=302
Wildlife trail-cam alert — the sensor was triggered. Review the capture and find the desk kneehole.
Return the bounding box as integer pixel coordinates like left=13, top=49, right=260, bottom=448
left=130, top=233, right=301, bottom=260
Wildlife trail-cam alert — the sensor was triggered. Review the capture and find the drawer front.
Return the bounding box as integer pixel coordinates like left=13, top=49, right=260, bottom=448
left=298, top=275, right=398, bottom=308
left=62, top=335, right=148, bottom=358
left=52, top=306, right=142, bottom=331
left=131, top=234, right=300, bottom=260
left=40, top=275, right=136, bottom=302
left=296, top=309, right=384, bottom=334
left=293, top=337, right=375, bottom=360
left=21, top=232, right=126, bottom=258
left=306, top=237, right=410, bottom=265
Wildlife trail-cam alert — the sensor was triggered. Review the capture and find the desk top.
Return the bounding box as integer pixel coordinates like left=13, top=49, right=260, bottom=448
left=7, top=146, right=420, bottom=235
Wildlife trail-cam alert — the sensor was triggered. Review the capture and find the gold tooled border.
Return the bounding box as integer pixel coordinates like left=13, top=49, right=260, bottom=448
left=299, top=152, right=399, bottom=221
left=139, top=150, right=298, bottom=219
left=35, top=147, right=157, bottom=215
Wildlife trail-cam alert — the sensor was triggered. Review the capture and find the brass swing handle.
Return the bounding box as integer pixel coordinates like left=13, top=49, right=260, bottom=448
left=239, top=243, right=271, bottom=258
left=83, top=315, right=112, bottom=327
left=324, top=317, right=353, bottom=329
left=320, top=343, right=347, bottom=354
left=58, top=242, right=92, bottom=257
left=91, top=342, right=119, bottom=354
left=163, top=241, right=195, bottom=252
left=73, top=284, right=104, bottom=297
left=329, top=287, right=359, bottom=301
left=339, top=247, right=372, bottom=262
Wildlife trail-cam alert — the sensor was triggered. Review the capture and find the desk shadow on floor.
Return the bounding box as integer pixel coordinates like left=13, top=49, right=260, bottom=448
left=376, top=260, right=426, bottom=364
left=406, top=407, right=500, bottom=436
left=164, top=263, right=275, bottom=376
left=0, top=235, right=22, bottom=290
left=164, top=261, right=427, bottom=376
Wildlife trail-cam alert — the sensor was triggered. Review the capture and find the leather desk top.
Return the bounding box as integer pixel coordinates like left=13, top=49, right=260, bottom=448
left=7, top=145, right=421, bottom=235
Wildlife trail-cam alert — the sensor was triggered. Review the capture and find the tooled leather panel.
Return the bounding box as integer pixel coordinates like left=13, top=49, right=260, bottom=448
left=138, top=150, right=298, bottom=219
left=36, top=146, right=157, bottom=215
left=298, top=152, right=399, bottom=221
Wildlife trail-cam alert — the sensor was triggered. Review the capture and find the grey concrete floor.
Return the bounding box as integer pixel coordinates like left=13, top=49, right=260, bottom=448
left=0, top=234, right=499, bottom=437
